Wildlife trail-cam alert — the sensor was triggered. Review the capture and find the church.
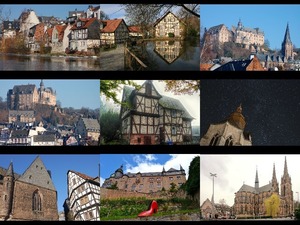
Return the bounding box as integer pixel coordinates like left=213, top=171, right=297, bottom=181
left=233, top=157, right=294, bottom=218
left=0, top=156, right=58, bottom=220
left=200, top=104, right=252, bottom=146
left=7, top=80, right=56, bottom=110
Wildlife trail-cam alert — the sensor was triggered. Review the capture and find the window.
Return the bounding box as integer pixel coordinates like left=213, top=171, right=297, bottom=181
left=209, top=134, right=220, bottom=146
left=171, top=126, right=176, bottom=135
left=225, top=136, right=233, bottom=146
left=171, top=110, right=176, bottom=117
left=32, top=190, right=42, bottom=211
left=169, top=177, right=173, bottom=181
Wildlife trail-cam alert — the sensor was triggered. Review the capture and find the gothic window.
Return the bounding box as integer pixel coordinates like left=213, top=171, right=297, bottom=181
left=32, top=190, right=42, bottom=212
left=209, top=134, right=220, bottom=146
left=225, top=136, right=233, bottom=146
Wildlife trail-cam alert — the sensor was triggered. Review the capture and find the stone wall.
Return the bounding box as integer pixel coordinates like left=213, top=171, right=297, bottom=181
left=11, top=181, right=58, bottom=220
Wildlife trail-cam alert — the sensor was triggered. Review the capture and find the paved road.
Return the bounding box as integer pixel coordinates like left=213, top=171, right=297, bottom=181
left=99, top=44, right=125, bottom=71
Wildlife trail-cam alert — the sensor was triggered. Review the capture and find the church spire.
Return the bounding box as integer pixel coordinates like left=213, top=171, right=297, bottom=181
left=272, top=162, right=279, bottom=193
left=255, top=166, right=259, bottom=189
left=272, top=163, right=277, bottom=181
left=283, top=23, right=292, bottom=44
left=284, top=156, right=288, bottom=176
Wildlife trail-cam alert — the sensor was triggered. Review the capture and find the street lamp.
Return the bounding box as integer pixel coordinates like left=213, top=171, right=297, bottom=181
left=210, top=173, right=217, bottom=219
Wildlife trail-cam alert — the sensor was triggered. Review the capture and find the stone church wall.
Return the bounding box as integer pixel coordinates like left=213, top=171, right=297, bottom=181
left=11, top=181, right=58, bottom=221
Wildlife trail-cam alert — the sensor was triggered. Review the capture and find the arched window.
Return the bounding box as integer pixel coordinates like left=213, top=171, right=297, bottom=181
left=32, top=190, right=42, bottom=211
left=225, top=136, right=233, bottom=146
left=209, top=134, right=220, bottom=146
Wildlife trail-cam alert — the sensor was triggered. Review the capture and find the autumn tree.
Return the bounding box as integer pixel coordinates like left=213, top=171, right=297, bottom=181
left=100, top=80, right=140, bottom=105
left=159, top=80, right=200, bottom=95
left=264, top=193, right=280, bottom=218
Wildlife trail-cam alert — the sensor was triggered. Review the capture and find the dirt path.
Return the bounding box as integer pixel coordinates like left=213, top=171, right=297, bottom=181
left=99, top=45, right=125, bottom=71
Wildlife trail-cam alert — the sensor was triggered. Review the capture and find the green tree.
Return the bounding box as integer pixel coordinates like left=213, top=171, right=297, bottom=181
left=100, top=109, right=121, bottom=143
left=100, top=80, right=140, bottom=105
left=184, top=156, right=200, bottom=197
left=264, top=193, right=280, bottom=218
left=159, top=80, right=200, bottom=95
left=107, top=182, right=118, bottom=190
left=295, top=208, right=300, bottom=220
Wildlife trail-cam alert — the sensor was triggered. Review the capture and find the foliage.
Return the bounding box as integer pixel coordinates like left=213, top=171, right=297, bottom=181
left=100, top=196, right=199, bottom=220
left=2, top=35, right=30, bottom=54
left=100, top=80, right=140, bottom=105
left=295, top=208, right=300, bottom=220
left=264, top=193, right=280, bottom=218
left=159, top=80, right=200, bottom=95
left=100, top=109, right=121, bottom=143
left=107, top=182, right=119, bottom=190
left=184, top=156, right=200, bottom=196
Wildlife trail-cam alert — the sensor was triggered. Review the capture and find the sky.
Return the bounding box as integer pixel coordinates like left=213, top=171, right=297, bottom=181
left=101, top=80, right=200, bottom=127
left=0, top=79, right=100, bottom=109
left=200, top=4, right=300, bottom=50
left=200, top=154, right=300, bottom=207
left=1, top=4, right=181, bottom=25
left=0, top=154, right=100, bottom=212
left=200, top=79, right=300, bottom=145
left=100, top=154, right=199, bottom=186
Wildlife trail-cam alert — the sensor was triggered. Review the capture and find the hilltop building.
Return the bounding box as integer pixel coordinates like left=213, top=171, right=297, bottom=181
left=102, top=165, right=186, bottom=193
left=200, top=105, right=252, bottom=146
left=7, top=80, right=56, bottom=110
left=0, top=156, right=58, bottom=221
left=233, top=157, right=293, bottom=218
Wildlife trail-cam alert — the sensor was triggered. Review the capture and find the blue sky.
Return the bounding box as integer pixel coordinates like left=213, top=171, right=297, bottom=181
left=0, top=154, right=100, bottom=212
left=201, top=4, right=300, bottom=50
left=1, top=4, right=125, bottom=21
left=0, top=79, right=100, bottom=109
left=100, top=154, right=200, bottom=186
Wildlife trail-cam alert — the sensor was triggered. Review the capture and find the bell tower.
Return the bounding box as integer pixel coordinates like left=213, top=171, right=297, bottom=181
left=281, top=23, right=293, bottom=60
left=280, top=156, right=293, bottom=216
left=0, top=162, right=15, bottom=220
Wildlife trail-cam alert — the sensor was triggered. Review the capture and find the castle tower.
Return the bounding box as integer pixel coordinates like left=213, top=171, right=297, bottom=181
left=0, top=162, right=15, bottom=220
left=237, top=19, right=242, bottom=30
left=200, top=104, right=252, bottom=146
left=280, top=156, right=293, bottom=216
left=271, top=163, right=279, bottom=193
left=281, top=23, right=293, bottom=60
left=115, top=165, right=123, bottom=178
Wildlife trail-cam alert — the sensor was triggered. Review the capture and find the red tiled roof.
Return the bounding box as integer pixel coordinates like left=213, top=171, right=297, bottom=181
left=101, top=19, right=125, bottom=33
left=46, top=27, right=53, bottom=37
left=71, top=17, right=98, bottom=30
left=200, top=64, right=213, bottom=71
left=55, top=25, right=67, bottom=41
left=128, top=26, right=141, bottom=33
left=34, top=23, right=45, bottom=41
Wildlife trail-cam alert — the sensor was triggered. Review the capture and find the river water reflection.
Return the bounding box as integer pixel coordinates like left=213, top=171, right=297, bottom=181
left=0, top=54, right=101, bottom=71
left=141, top=40, right=200, bottom=71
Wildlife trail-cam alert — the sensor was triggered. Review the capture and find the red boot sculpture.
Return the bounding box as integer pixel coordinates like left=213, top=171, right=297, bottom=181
left=138, top=200, right=158, bottom=217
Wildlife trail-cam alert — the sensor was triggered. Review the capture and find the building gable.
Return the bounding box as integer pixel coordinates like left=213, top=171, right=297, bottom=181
left=17, top=156, right=56, bottom=191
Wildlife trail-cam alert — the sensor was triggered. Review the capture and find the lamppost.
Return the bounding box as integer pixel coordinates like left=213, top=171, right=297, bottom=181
left=210, top=173, right=217, bottom=219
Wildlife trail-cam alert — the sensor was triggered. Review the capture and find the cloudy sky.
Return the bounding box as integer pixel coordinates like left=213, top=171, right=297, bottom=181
left=100, top=154, right=199, bottom=186
left=101, top=80, right=200, bottom=126
left=200, top=154, right=300, bottom=207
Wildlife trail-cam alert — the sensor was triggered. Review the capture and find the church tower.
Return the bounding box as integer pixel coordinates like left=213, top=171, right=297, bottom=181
left=271, top=163, right=279, bottom=193
left=280, top=156, right=293, bottom=216
left=200, top=104, right=252, bottom=146
left=0, top=162, right=15, bottom=220
left=281, top=23, right=293, bottom=60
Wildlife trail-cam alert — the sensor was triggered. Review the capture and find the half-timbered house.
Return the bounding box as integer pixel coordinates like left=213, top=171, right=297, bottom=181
left=66, top=170, right=100, bottom=221
left=154, top=40, right=183, bottom=64
left=69, top=17, right=100, bottom=53
left=153, top=11, right=185, bottom=38
left=120, top=80, right=193, bottom=145
left=100, top=19, right=129, bottom=45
